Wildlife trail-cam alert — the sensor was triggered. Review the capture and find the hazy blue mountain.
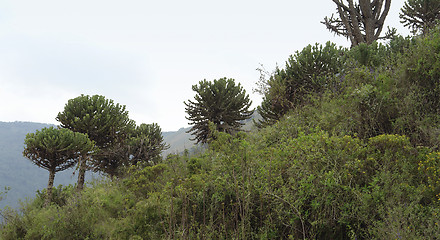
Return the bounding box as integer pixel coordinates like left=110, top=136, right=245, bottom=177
left=162, top=127, right=196, bottom=156
left=0, top=122, right=98, bottom=210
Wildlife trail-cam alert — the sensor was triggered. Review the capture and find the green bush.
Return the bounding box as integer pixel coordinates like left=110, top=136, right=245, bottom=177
left=257, top=42, right=345, bottom=127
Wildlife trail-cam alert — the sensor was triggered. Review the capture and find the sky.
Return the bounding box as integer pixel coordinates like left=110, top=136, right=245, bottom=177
left=0, top=0, right=411, bottom=131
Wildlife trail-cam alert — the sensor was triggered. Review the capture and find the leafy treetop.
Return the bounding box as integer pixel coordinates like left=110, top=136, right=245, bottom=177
left=56, top=94, right=135, bottom=149
left=56, top=94, right=135, bottom=176
left=256, top=42, right=345, bottom=127
left=185, top=78, right=253, bottom=144
left=400, top=0, right=440, bottom=34
left=23, top=127, right=95, bottom=205
left=23, top=127, right=95, bottom=172
left=127, top=123, right=169, bottom=167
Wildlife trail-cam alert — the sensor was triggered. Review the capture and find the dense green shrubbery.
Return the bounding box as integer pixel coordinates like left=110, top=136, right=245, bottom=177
left=262, top=30, right=440, bottom=149
left=2, top=128, right=439, bottom=239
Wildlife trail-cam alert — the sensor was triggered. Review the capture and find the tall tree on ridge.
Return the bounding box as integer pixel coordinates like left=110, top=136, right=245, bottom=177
left=185, top=78, right=253, bottom=144
left=400, top=0, right=440, bottom=34
left=127, top=123, right=169, bottom=167
left=56, top=94, right=135, bottom=179
left=256, top=42, right=345, bottom=127
left=23, top=127, right=95, bottom=206
left=322, top=0, right=395, bottom=47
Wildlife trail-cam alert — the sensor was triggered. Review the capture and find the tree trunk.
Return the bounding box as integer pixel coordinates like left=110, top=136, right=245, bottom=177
left=325, top=0, right=392, bottom=47
left=45, top=169, right=56, bottom=207
left=76, top=156, right=87, bottom=191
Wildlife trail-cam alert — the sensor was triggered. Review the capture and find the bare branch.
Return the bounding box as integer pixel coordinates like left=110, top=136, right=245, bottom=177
left=332, top=0, right=350, bottom=12
left=377, top=0, right=391, bottom=26
left=323, top=0, right=393, bottom=46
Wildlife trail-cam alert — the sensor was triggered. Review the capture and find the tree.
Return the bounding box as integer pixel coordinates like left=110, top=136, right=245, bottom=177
left=23, top=127, right=95, bottom=206
left=56, top=94, right=135, bottom=178
left=256, top=42, right=344, bottom=127
left=400, top=0, right=440, bottom=34
left=322, top=0, right=395, bottom=47
left=185, top=78, right=253, bottom=144
left=127, top=123, right=169, bottom=166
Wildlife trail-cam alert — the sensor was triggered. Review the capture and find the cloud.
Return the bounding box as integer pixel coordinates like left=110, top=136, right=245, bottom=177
left=0, top=34, right=156, bottom=122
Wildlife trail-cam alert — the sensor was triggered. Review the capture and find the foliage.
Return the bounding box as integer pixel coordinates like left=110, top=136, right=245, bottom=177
left=257, top=42, right=345, bottom=127
left=126, top=123, right=169, bottom=167
left=0, top=187, right=9, bottom=203
left=386, top=28, right=440, bottom=148
left=0, top=180, right=138, bottom=240
left=5, top=127, right=440, bottom=239
left=33, top=184, right=76, bottom=208
left=56, top=94, right=135, bottom=177
left=257, top=29, right=440, bottom=148
left=340, top=68, right=398, bottom=138
left=185, top=78, right=253, bottom=144
left=56, top=94, right=134, bottom=149
left=23, top=127, right=95, bottom=206
left=344, top=41, right=389, bottom=69
left=322, top=0, right=395, bottom=46
left=123, top=164, right=168, bottom=196
left=402, top=28, right=440, bottom=115
left=23, top=127, right=94, bottom=173
left=400, top=0, right=440, bottom=34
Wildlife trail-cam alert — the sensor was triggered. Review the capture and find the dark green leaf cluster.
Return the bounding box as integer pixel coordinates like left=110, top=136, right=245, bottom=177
left=400, top=0, right=440, bottom=34
left=22, top=127, right=96, bottom=205
left=344, top=41, right=389, bottom=69
left=127, top=123, right=169, bottom=166
left=257, top=42, right=345, bottom=127
left=185, top=78, right=253, bottom=144
left=56, top=94, right=138, bottom=176
left=402, top=26, right=440, bottom=115
left=259, top=30, right=439, bottom=148
left=56, top=94, right=135, bottom=149
left=23, top=127, right=95, bottom=173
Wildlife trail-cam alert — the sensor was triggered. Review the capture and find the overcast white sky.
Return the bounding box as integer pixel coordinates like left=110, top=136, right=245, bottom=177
left=0, top=0, right=410, bottom=131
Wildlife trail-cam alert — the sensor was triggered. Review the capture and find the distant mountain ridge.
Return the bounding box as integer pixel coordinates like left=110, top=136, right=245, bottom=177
left=162, top=127, right=196, bottom=156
